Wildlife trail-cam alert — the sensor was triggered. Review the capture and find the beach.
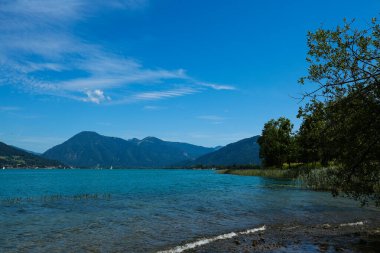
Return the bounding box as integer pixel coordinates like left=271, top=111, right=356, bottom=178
left=172, top=221, right=380, bottom=253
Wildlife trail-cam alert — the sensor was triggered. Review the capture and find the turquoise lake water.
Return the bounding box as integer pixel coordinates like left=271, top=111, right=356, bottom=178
left=0, top=169, right=378, bottom=252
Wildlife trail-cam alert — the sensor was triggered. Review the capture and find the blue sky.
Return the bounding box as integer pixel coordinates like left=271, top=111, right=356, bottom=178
left=0, top=0, right=379, bottom=152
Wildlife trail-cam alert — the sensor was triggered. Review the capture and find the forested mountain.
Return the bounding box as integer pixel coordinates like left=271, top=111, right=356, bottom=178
left=43, top=131, right=217, bottom=168
left=188, top=136, right=261, bottom=166
left=0, top=141, right=63, bottom=168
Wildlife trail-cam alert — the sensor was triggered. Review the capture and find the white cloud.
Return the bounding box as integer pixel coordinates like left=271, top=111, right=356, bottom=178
left=83, top=89, right=111, bottom=104
left=0, top=0, right=235, bottom=104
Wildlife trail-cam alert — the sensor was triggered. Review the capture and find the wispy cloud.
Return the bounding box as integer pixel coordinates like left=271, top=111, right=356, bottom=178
left=0, top=106, right=22, bottom=112
left=134, top=88, right=198, bottom=101
left=0, top=0, right=235, bottom=104
left=0, top=106, right=43, bottom=119
left=198, top=115, right=225, bottom=121
left=143, top=105, right=166, bottom=111
left=197, top=115, right=226, bottom=124
left=107, top=0, right=148, bottom=10
left=197, top=82, right=236, bottom=91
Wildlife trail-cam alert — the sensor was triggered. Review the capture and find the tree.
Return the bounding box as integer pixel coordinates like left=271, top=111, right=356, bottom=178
left=258, top=117, right=294, bottom=168
left=297, top=100, right=330, bottom=165
left=299, top=18, right=380, bottom=205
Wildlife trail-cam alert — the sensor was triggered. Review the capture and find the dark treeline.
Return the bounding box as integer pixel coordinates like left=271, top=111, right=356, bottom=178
left=259, top=18, right=380, bottom=206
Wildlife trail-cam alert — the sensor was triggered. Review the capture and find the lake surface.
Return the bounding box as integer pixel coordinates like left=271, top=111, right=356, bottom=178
left=0, top=169, right=378, bottom=252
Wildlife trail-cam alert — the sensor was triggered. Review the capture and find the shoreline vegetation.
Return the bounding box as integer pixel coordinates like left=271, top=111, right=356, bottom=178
left=216, top=164, right=380, bottom=208
left=216, top=164, right=346, bottom=195
left=218, top=168, right=301, bottom=179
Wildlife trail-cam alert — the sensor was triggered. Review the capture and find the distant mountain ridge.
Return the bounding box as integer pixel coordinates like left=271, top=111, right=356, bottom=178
left=43, top=131, right=217, bottom=168
left=187, top=136, right=261, bottom=166
left=1, top=133, right=261, bottom=168
left=0, top=141, right=63, bottom=168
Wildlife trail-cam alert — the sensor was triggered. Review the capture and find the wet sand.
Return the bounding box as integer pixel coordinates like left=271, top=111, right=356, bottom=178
left=168, top=221, right=380, bottom=253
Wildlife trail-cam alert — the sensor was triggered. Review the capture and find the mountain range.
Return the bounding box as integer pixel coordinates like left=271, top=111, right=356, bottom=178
left=1, top=131, right=261, bottom=168
left=0, top=141, right=63, bottom=168
left=42, top=131, right=217, bottom=168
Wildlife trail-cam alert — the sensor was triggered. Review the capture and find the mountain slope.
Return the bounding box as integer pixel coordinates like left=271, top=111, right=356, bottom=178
left=0, top=141, right=63, bottom=168
left=189, top=136, right=261, bottom=166
left=43, top=131, right=216, bottom=168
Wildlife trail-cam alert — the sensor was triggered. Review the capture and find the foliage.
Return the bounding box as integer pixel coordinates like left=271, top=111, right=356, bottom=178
left=219, top=168, right=301, bottom=179
left=299, top=18, right=380, bottom=206
left=297, top=101, right=330, bottom=165
left=258, top=117, right=295, bottom=167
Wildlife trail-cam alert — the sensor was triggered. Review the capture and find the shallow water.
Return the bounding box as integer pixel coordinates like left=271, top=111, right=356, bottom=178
left=0, top=169, right=378, bottom=252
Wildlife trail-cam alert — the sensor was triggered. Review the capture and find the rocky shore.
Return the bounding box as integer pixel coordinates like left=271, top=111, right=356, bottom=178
left=165, top=221, right=380, bottom=253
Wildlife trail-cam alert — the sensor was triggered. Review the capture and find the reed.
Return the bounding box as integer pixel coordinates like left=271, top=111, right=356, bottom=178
left=2, top=197, right=22, bottom=205
left=218, top=166, right=343, bottom=193
left=218, top=168, right=301, bottom=179
left=1, top=193, right=112, bottom=205
left=297, top=167, right=339, bottom=191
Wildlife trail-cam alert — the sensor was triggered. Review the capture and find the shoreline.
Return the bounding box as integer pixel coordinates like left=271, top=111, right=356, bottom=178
left=158, top=221, right=380, bottom=253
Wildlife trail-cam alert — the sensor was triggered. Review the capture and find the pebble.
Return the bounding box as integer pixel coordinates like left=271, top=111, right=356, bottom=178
left=322, top=224, right=331, bottom=229
left=252, top=240, right=259, bottom=247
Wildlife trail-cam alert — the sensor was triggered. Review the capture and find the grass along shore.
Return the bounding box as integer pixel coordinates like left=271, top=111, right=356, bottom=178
left=218, top=168, right=300, bottom=179
left=218, top=165, right=341, bottom=192
left=217, top=163, right=316, bottom=179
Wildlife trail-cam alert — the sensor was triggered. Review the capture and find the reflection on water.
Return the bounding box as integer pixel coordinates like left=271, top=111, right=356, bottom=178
left=0, top=169, right=378, bottom=252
